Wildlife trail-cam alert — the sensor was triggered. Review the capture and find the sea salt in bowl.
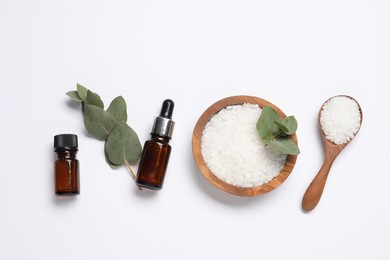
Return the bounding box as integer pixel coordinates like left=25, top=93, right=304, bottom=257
left=192, top=96, right=298, bottom=197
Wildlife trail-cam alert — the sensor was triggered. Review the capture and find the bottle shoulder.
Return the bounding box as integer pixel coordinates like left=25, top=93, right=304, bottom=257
left=149, top=134, right=171, bottom=144
left=144, top=139, right=171, bottom=149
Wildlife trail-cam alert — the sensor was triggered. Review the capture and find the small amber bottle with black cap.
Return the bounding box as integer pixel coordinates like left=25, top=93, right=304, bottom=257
left=136, top=99, right=175, bottom=190
left=54, top=134, right=80, bottom=195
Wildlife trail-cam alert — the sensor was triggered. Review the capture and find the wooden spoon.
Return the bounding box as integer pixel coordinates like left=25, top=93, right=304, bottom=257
left=302, top=95, right=362, bottom=212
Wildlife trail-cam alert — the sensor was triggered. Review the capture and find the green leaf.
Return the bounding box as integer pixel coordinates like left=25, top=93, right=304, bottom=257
left=256, top=106, right=280, bottom=140
left=86, top=90, right=104, bottom=109
left=105, top=122, right=142, bottom=165
left=105, top=148, right=122, bottom=168
left=107, top=96, right=127, bottom=123
left=264, top=137, right=300, bottom=155
left=256, top=105, right=300, bottom=155
left=278, top=116, right=298, bottom=135
left=66, top=90, right=83, bottom=102
left=273, top=121, right=289, bottom=134
left=77, top=83, right=88, bottom=100
left=83, top=104, right=116, bottom=140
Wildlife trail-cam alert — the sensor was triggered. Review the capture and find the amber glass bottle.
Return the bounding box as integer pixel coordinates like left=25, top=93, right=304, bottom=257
left=54, top=134, right=80, bottom=195
left=136, top=99, right=175, bottom=190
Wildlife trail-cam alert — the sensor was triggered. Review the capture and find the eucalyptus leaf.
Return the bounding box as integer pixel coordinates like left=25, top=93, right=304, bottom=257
left=83, top=104, right=116, bottom=140
left=77, top=83, right=88, bottom=100
left=264, top=137, right=300, bottom=155
left=278, top=116, right=298, bottom=135
left=105, top=122, right=142, bottom=165
left=86, top=90, right=104, bottom=109
left=256, top=106, right=280, bottom=140
left=107, top=96, right=127, bottom=123
left=256, top=105, right=300, bottom=155
left=66, top=91, right=83, bottom=102
left=105, top=148, right=122, bottom=168
left=273, top=121, right=289, bottom=134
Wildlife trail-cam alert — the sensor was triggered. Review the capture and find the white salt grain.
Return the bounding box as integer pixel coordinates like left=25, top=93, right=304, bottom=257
left=201, top=104, right=287, bottom=188
left=320, top=96, right=361, bottom=145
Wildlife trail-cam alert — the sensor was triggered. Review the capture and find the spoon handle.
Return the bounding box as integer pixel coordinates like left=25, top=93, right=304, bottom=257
left=302, top=155, right=335, bottom=212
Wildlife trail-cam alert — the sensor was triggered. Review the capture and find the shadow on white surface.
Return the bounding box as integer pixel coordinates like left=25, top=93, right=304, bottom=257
left=66, top=99, right=81, bottom=112
left=52, top=195, right=78, bottom=206
left=133, top=186, right=158, bottom=198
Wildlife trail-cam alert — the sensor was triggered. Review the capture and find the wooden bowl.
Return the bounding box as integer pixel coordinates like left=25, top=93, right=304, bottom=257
left=192, top=95, right=298, bottom=197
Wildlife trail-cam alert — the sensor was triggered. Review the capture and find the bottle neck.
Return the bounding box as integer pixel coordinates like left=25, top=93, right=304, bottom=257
left=151, top=117, right=175, bottom=138
left=151, top=134, right=170, bottom=144
left=56, top=149, right=77, bottom=159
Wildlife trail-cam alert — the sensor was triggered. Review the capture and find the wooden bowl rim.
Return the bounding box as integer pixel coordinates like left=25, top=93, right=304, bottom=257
left=192, top=95, right=298, bottom=197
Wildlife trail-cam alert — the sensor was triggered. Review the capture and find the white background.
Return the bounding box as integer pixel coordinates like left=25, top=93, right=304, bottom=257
left=1, top=1, right=389, bottom=259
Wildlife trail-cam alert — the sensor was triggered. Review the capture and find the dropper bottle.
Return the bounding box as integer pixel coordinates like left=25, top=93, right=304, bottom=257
left=136, top=99, right=175, bottom=190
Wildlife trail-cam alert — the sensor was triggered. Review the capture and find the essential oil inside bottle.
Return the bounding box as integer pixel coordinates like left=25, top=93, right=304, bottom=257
left=54, top=134, right=80, bottom=196
left=136, top=99, right=175, bottom=190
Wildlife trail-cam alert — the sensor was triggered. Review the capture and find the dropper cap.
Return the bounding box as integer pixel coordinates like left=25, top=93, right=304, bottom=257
left=159, top=99, right=174, bottom=119
left=151, top=99, right=175, bottom=138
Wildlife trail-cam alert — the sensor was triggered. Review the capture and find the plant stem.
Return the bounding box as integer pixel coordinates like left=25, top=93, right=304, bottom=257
left=124, top=160, right=142, bottom=191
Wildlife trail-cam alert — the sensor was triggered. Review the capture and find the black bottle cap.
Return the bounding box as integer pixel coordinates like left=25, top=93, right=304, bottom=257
left=54, top=134, right=78, bottom=151
left=159, top=99, right=174, bottom=119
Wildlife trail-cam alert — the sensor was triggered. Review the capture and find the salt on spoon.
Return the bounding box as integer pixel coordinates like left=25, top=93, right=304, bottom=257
left=302, top=95, right=362, bottom=212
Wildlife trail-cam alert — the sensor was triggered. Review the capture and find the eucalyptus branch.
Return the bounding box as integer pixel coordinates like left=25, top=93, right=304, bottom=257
left=66, top=83, right=143, bottom=188
left=256, top=106, right=300, bottom=155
